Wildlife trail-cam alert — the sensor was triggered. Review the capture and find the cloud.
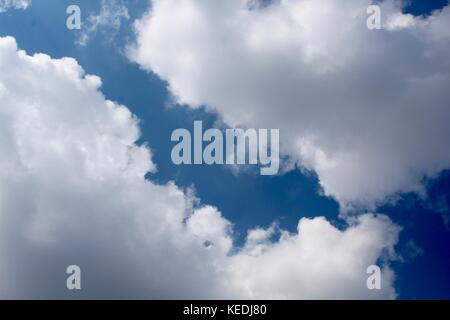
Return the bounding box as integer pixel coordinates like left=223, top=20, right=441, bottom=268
left=129, top=0, right=450, bottom=211
left=0, top=36, right=399, bottom=299
left=77, top=0, right=129, bottom=46
left=226, top=214, right=399, bottom=299
left=0, top=0, right=30, bottom=12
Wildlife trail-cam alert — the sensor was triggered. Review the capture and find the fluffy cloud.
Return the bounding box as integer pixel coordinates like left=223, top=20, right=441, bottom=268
left=129, top=0, right=450, bottom=210
left=225, top=214, right=399, bottom=299
left=0, top=0, right=30, bottom=12
left=0, top=36, right=399, bottom=299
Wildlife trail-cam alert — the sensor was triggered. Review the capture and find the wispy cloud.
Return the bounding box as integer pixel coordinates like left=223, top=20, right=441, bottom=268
left=0, top=0, right=30, bottom=13
left=77, top=0, right=129, bottom=46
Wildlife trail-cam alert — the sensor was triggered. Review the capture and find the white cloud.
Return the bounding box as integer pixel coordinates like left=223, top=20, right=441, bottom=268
left=129, top=0, right=450, bottom=211
left=0, top=36, right=399, bottom=299
left=0, top=0, right=30, bottom=12
left=78, top=0, right=129, bottom=46
left=226, top=214, right=399, bottom=299
left=385, top=12, right=416, bottom=30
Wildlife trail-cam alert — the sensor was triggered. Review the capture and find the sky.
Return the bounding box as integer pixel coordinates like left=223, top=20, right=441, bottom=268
left=0, top=0, right=449, bottom=299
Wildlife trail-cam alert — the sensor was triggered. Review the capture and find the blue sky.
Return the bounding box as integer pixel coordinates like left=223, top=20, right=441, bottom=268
left=0, top=0, right=449, bottom=299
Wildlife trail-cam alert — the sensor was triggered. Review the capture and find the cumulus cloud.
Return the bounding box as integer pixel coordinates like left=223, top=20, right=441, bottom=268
left=0, top=36, right=399, bottom=299
left=129, top=0, right=450, bottom=211
left=77, top=0, right=129, bottom=46
left=226, top=214, right=399, bottom=299
left=0, top=0, right=30, bottom=12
